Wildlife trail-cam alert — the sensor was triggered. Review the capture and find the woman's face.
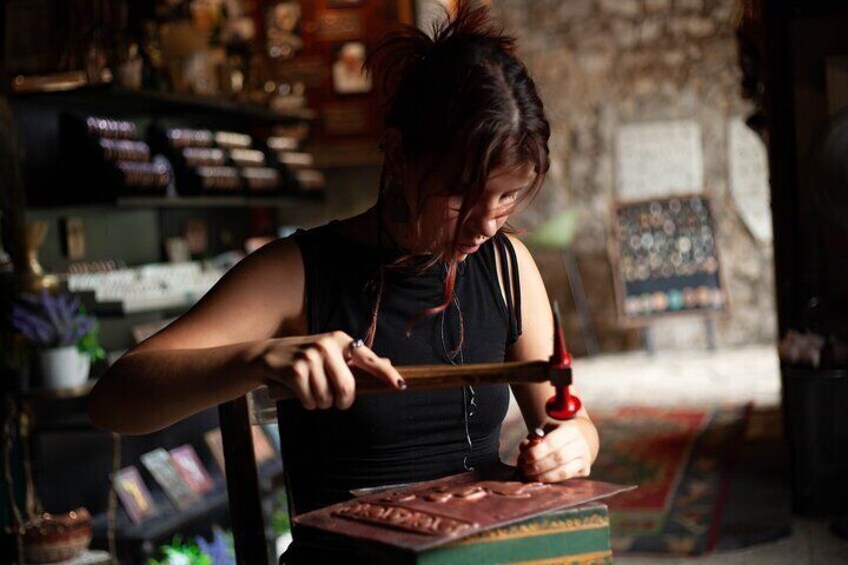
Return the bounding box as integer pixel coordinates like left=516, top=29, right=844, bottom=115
left=416, top=164, right=536, bottom=260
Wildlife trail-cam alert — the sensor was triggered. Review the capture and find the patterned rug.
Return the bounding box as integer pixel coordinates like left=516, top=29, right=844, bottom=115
left=590, top=404, right=752, bottom=555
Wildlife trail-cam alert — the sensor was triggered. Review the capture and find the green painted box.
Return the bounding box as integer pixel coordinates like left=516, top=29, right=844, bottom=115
left=296, top=502, right=613, bottom=564
left=418, top=502, right=612, bottom=564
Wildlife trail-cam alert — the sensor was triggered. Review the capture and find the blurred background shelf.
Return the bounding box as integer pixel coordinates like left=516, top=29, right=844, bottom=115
left=11, top=85, right=316, bottom=125
left=88, top=457, right=283, bottom=564
left=115, top=193, right=324, bottom=209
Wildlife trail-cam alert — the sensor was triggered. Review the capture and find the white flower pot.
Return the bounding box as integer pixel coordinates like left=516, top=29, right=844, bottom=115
left=38, top=346, right=90, bottom=390
left=276, top=532, right=292, bottom=559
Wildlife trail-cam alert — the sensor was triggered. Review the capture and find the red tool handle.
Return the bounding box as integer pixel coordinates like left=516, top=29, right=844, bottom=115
left=545, top=301, right=582, bottom=420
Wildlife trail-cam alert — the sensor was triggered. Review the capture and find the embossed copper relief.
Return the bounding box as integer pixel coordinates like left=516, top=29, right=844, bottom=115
left=293, top=463, right=636, bottom=552
left=379, top=480, right=551, bottom=506
left=333, top=503, right=474, bottom=536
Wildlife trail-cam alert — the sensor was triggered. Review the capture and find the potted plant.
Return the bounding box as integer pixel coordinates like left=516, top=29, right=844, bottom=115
left=148, top=534, right=213, bottom=565
left=9, top=289, right=105, bottom=390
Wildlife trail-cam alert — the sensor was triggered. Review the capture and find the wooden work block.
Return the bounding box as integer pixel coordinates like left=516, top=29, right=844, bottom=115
left=415, top=502, right=613, bottom=565
left=293, top=465, right=630, bottom=564
left=293, top=502, right=612, bottom=564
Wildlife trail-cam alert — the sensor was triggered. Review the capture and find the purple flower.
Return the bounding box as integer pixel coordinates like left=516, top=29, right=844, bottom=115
left=195, top=528, right=235, bottom=565
left=8, top=290, right=97, bottom=348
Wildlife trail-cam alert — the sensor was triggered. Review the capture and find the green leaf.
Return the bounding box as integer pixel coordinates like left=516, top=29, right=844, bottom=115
left=77, top=324, right=106, bottom=361
left=522, top=209, right=580, bottom=250
left=154, top=534, right=213, bottom=565
left=271, top=508, right=290, bottom=536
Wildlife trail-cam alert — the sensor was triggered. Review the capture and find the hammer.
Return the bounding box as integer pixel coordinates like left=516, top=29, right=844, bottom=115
left=268, top=301, right=582, bottom=421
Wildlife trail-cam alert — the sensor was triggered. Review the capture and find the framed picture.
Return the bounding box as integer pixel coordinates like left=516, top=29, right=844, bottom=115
left=608, top=194, right=730, bottom=326
left=266, top=1, right=304, bottom=59
left=113, top=466, right=159, bottom=524
left=332, top=42, right=372, bottom=94
left=141, top=448, right=200, bottom=510
left=170, top=444, right=215, bottom=495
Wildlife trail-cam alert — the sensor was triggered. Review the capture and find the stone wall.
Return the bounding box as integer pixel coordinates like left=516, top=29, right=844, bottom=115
left=491, top=0, right=776, bottom=352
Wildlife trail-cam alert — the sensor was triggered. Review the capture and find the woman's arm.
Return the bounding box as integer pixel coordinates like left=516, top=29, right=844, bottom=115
left=502, top=235, right=599, bottom=481
left=89, top=237, right=404, bottom=435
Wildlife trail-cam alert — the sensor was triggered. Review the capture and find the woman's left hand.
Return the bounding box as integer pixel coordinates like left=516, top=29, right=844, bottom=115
left=517, top=420, right=594, bottom=483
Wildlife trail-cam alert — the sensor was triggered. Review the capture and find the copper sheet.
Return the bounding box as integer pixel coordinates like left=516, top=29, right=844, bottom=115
left=293, top=463, right=636, bottom=552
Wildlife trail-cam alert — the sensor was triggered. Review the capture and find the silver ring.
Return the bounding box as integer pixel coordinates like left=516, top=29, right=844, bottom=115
left=347, top=338, right=365, bottom=360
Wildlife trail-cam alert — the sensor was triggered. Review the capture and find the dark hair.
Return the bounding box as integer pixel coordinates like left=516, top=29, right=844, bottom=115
left=363, top=0, right=550, bottom=347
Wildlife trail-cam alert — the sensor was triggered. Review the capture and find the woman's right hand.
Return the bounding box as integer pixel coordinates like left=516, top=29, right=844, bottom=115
left=251, top=331, right=406, bottom=410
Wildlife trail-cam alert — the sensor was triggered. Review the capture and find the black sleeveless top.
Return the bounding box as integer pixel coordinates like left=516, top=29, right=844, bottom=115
left=278, top=222, right=521, bottom=560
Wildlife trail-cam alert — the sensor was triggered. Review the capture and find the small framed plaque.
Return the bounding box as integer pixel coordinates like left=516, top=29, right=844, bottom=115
left=332, top=42, right=372, bottom=94
left=113, top=466, right=159, bottom=524
left=265, top=1, right=304, bottom=59
left=608, top=194, right=730, bottom=326
left=141, top=448, right=200, bottom=510
left=170, top=444, right=215, bottom=495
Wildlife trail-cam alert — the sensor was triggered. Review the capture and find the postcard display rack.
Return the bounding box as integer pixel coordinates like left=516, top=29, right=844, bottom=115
left=93, top=424, right=283, bottom=562
left=60, top=114, right=326, bottom=201
left=609, top=195, right=729, bottom=349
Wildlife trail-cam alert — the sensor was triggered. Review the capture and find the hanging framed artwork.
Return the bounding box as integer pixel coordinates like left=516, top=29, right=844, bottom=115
left=332, top=42, right=372, bottom=95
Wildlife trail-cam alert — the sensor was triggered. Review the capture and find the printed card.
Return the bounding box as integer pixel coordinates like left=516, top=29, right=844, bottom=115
left=140, top=448, right=199, bottom=510
left=169, top=444, right=214, bottom=495
left=113, top=466, right=158, bottom=524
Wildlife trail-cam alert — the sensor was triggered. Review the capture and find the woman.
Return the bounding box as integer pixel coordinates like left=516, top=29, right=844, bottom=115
left=89, top=1, right=599, bottom=561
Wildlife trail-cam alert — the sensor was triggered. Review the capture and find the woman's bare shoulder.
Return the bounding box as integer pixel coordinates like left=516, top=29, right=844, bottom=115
left=245, top=235, right=304, bottom=273
left=502, top=233, right=534, bottom=265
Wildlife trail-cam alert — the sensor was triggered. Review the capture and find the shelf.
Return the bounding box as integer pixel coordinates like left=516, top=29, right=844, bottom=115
left=106, top=87, right=317, bottom=123
left=15, top=381, right=95, bottom=403
left=93, top=487, right=230, bottom=543
left=27, top=193, right=326, bottom=211
left=90, top=460, right=283, bottom=542
left=82, top=294, right=195, bottom=317
left=115, top=193, right=325, bottom=209
left=12, top=84, right=315, bottom=124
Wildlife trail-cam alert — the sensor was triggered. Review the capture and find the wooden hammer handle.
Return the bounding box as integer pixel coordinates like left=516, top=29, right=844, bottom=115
left=267, top=360, right=551, bottom=400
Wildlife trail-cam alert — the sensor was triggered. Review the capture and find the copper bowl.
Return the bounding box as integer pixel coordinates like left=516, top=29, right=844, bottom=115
left=22, top=508, right=93, bottom=563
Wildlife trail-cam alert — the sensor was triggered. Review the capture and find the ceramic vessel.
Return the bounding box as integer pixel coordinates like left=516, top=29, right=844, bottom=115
left=22, top=508, right=92, bottom=563
left=38, top=346, right=90, bottom=390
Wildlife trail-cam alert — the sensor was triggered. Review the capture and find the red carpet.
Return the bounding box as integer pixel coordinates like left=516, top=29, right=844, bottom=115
left=591, top=404, right=751, bottom=555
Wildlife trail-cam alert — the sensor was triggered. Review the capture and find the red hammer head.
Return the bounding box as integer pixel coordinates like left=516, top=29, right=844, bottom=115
left=545, top=301, right=582, bottom=420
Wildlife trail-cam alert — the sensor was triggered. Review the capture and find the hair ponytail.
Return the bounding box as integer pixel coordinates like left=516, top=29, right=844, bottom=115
left=364, top=0, right=550, bottom=350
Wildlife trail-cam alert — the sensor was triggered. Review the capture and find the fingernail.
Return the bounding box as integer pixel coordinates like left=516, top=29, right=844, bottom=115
left=398, top=379, right=408, bottom=390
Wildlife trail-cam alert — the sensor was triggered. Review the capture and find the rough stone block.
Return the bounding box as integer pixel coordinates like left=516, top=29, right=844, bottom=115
left=676, top=0, right=704, bottom=11
left=645, top=0, right=672, bottom=13
left=557, top=0, right=594, bottom=21
left=598, top=0, right=641, bottom=18
left=686, top=17, right=715, bottom=37
left=640, top=19, right=664, bottom=43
